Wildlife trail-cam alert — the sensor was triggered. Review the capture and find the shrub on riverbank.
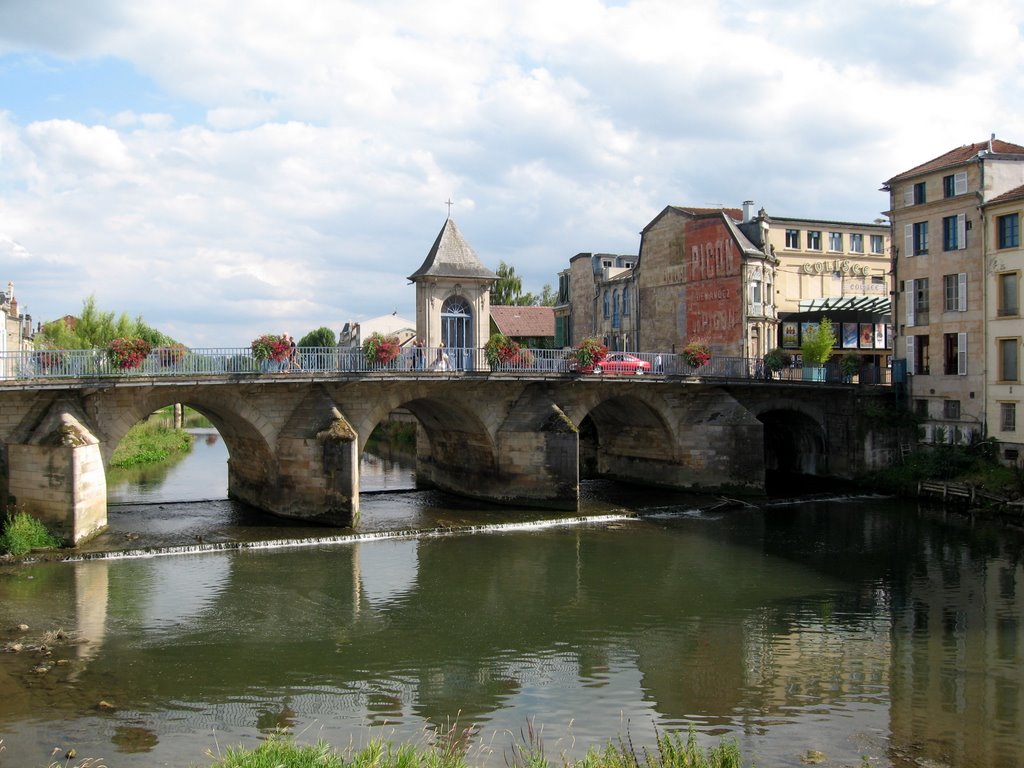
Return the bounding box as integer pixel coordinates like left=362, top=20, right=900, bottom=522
left=110, top=418, right=194, bottom=468
left=0, top=510, right=62, bottom=556
left=208, top=728, right=745, bottom=768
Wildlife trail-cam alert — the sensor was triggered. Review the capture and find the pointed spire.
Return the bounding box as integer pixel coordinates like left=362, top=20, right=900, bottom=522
left=408, top=218, right=498, bottom=282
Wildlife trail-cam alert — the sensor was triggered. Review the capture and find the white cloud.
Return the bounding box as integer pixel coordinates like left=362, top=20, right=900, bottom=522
left=0, top=0, right=1022, bottom=346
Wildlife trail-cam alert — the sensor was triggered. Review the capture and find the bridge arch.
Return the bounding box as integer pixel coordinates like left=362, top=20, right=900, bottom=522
left=754, top=404, right=829, bottom=480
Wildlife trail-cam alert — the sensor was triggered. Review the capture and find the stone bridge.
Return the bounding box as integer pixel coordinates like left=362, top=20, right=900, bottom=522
left=0, top=373, right=900, bottom=544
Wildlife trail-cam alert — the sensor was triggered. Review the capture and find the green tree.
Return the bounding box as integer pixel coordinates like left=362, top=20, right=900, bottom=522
left=491, top=261, right=554, bottom=307
left=801, top=317, right=837, bottom=364
left=298, top=327, right=337, bottom=348
left=36, top=295, right=177, bottom=349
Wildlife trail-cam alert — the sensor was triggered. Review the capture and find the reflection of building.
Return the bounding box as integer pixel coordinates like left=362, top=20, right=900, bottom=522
left=554, top=253, right=637, bottom=350
left=985, top=184, right=1024, bottom=460
left=408, top=217, right=497, bottom=370
left=886, top=136, right=1024, bottom=447
left=635, top=204, right=776, bottom=358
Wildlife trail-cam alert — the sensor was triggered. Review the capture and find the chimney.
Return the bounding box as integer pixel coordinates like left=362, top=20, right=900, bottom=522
left=989, top=132, right=995, bottom=152
left=742, top=200, right=754, bottom=222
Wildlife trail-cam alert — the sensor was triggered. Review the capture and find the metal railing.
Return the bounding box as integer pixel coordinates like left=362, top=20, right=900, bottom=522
left=0, top=346, right=892, bottom=386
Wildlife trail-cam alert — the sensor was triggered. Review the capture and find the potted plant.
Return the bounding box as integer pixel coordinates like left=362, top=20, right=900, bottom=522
left=362, top=332, right=401, bottom=367
left=681, top=339, right=711, bottom=369
left=572, top=337, right=608, bottom=373
left=762, top=347, right=791, bottom=379
left=800, top=317, right=837, bottom=381
left=840, top=352, right=861, bottom=383
left=251, top=334, right=291, bottom=371
left=107, top=337, right=152, bottom=371
left=485, top=332, right=521, bottom=368
left=158, top=343, right=189, bottom=368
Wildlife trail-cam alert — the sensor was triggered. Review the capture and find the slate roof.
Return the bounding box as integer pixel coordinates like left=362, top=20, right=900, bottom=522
left=490, top=306, right=555, bottom=338
left=986, top=183, right=1024, bottom=207
left=885, top=138, right=1024, bottom=184
left=408, top=218, right=498, bottom=281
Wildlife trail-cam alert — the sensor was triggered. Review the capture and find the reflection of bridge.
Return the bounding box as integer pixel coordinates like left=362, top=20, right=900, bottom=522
left=0, top=364, right=899, bottom=544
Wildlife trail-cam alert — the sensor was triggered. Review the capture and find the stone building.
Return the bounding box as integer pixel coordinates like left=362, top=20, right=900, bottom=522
left=1, top=281, right=34, bottom=354
left=984, top=183, right=1024, bottom=461
left=885, top=136, right=1024, bottom=447
left=408, top=217, right=497, bottom=371
left=554, top=253, right=637, bottom=350
left=766, top=215, right=892, bottom=367
left=635, top=204, right=777, bottom=359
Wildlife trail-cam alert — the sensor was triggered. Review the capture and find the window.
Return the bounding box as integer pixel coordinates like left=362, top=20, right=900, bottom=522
left=943, top=273, right=967, bottom=312
left=942, top=214, right=966, bottom=250
left=612, top=290, right=620, bottom=328
left=870, top=234, right=884, bottom=254
left=914, top=181, right=927, bottom=204
left=785, top=229, right=800, bottom=249
left=850, top=233, right=864, bottom=253
left=622, top=287, right=630, bottom=316
left=944, top=333, right=966, bottom=375
left=943, top=400, right=961, bottom=419
left=914, top=399, right=929, bottom=418
left=750, top=277, right=762, bottom=312
left=906, top=277, right=929, bottom=326
left=1001, top=402, right=1017, bottom=432
left=999, top=338, right=1019, bottom=382
left=943, top=172, right=967, bottom=198
left=828, top=232, right=843, bottom=251
left=999, top=272, right=1019, bottom=316
left=908, top=221, right=929, bottom=255
left=603, top=290, right=609, bottom=318
left=807, top=230, right=821, bottom=250
left=907, top=334, right=930, bottom=375
left=998, top=213, right=1020, bottom=249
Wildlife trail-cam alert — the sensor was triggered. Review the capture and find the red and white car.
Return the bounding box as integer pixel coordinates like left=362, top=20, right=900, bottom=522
left=573, top=352, right=651, bottom=375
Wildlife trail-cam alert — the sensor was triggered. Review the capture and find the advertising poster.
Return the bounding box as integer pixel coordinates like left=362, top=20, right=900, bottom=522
left=874, top=324, right=886, bottom=349
left=842, top=323, right=858, bottom=349
left=782, top=322, right=799, bottom=348
left=800, top=322, right=818, bottom=343
left=859, top=323, right=874, bottom=348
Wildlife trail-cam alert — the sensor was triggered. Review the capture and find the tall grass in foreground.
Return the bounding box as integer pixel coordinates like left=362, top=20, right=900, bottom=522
left=208, top=728, right=745, bottom=768
left=0, top=510, right=62, bottom=556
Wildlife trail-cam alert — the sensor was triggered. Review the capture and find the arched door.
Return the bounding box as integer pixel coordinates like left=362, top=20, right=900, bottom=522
left=441, top=296, right=472, bottom=369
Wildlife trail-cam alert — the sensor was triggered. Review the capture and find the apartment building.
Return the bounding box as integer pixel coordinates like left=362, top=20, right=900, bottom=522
left=985, top=184, right=1024, bottom=460
left=554, top=253, right=637, bottom=351
left=885, top=136, right=1024, bottom=446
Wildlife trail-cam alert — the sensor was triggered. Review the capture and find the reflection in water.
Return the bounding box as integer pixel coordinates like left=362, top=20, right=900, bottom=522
left=1, top=498, right=1023, bottom=767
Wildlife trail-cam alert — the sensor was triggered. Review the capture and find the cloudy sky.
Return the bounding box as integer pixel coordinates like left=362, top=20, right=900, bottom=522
left=1, top=0, right=1022, bottom=346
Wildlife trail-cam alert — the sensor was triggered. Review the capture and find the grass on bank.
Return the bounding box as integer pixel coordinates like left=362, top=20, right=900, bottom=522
left=109, top=415, right=194, bottom=468
left=0, top=510, right=62, bottom=556
left=206, top=728, right=744, bottom=768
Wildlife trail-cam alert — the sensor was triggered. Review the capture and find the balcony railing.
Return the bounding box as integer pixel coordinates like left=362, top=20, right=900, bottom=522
left=0, top=346, right=892, bottom=386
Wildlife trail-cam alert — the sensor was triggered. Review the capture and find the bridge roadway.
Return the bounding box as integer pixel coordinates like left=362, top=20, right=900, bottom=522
left=0, top=368, right=899, bottom=545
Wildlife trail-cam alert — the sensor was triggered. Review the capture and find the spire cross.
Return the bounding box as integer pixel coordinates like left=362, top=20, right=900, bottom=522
left=445, top=198, right=454, bottom=218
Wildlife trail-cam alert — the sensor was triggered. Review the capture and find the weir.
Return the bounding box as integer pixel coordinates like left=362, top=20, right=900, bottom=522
left=0, top=374, right=900, bottom=545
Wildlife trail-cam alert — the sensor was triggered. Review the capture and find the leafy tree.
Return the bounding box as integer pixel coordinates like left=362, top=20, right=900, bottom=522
left=298, top=327, right=336, bottom=348
left=801, top=317, right=837, bottom=364
left=538, top=284, right=557, bottom=307
left=491, top=261, right=525, bottom=305
left=36, top=295, right=177, bottom=349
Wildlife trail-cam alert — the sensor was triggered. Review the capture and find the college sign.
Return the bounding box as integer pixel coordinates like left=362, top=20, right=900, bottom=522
left=801, top=259, right=872, bottom=276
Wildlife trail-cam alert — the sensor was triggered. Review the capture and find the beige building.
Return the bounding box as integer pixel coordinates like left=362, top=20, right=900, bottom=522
left=767, top=215, right=892, bottom=365
left=554, top=253, right=637, bottom=351
left=885, top=136, right=1024, bottom=447
left=984, top=184, right=1024, bottom=461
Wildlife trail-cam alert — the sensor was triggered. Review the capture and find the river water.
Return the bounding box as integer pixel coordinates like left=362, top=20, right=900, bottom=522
left=1, top=431, right=1023, bottom=768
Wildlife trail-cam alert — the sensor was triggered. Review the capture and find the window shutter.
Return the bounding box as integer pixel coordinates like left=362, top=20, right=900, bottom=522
left=958, top=332, right=967, bottom=375
left=954, top=171, right=968, bottom=195
left=907, top=336, right=916, bottom=375
left=958, top=272, right=967, bottom=311
left=957, top=213, right=966, bottom=250
left=906, top=279, right=916, bottom=326
left=905, top=224, right=913, bottom=257
left=903, top=186, right=914, bottom=207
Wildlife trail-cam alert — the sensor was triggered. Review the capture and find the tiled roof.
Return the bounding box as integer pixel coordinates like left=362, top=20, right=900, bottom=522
left=986, top=183, right=1024, bottom=207
left=408, top=218, right=498, bottom=281
left=886, top=139, right=1024, bottom=183
left=670, top=205, right=744, bottom=221
left=490, top=305, right=555, bottom=338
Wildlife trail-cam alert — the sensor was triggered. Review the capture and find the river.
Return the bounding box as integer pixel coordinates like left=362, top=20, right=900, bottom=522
left=1, top=430, right=1022, bottom=767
